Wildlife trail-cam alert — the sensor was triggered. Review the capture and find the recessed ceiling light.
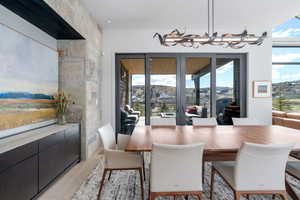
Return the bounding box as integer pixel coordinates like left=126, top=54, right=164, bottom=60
left=107, top=19, right=112, bottom=24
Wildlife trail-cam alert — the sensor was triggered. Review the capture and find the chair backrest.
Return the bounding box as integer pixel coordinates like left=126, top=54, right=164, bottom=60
left=151, top=143, right=204, bottom=192
left=192, top=117, right=217, bottom=126
left=234, top=142, right=294, bottom=191
left=232, top=118, right=260, bottom=126
left=98, top=124, right=116, bottom=150
left=151, top=117, right=176, bottom=126
left=124, top=105, right=131, bottom=112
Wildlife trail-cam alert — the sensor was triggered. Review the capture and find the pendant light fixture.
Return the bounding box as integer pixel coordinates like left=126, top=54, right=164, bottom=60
left=154, top=0, right=267, bottom=49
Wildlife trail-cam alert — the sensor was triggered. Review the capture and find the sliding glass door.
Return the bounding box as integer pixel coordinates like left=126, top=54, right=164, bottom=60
left=215, top=56, right=246, bottom=125
left=116, top=53, right=246, bottom=133
left=147, top=56, right=179, bottom=125
left=116, top=55, right=146, bottom=134
left=182, top=56, right=212, bottom=125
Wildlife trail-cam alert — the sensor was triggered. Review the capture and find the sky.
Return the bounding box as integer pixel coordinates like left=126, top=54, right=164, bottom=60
left=132, top=61, right=234, bottom=88
left=0, top=24, right=58, bottom=95
left=272, top=47, right=300, bottom=84
left=272, top=17, right=300, bottom=38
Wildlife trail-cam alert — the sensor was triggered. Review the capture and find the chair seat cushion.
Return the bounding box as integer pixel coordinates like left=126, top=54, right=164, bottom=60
left=213, top=161, right=236, bottom=188
left=286, top=162, right=300, bottom=179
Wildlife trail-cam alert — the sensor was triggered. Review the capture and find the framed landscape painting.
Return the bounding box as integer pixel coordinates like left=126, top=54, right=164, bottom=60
left=0, top=24, right=58, bottom=138
left=253, top=81, right=272, bottom=98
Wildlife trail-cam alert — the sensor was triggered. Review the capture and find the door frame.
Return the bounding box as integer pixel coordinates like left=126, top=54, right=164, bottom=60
left=115, top=53, right=247, bottom=131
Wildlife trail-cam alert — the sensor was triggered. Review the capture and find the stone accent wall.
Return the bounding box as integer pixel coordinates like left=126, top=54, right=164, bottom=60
left=44, top=0, right=102, bottom=159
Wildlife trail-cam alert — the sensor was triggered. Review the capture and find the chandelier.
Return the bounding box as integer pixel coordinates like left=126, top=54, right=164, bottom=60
left=154, top=0, right=267, bottom=49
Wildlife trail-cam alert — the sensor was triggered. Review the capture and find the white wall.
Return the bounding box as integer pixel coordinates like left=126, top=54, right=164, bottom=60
left=0, top=5, right=57, bottom=50
left=102, top=28, right=273, bottom=127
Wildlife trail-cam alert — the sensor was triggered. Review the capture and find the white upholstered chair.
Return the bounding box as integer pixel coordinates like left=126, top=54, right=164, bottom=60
left=232, top=118, right=260, bottom=126
left=192, top=117, right=218, bottom=126
left=151, top=117, right=176, bottom=126
left=150, top=143, right=204, bottom=200
left=211, top=142, right=293, bottom=200
left=97, top=124, right=144, bottom=200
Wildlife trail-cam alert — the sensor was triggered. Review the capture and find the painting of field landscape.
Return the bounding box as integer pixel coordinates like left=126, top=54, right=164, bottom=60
left=0, top=24, right=58, bottom=131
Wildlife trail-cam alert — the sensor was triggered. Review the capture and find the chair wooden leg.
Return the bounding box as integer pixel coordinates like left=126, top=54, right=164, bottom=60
left=150, top=192, right=156, bottom=200
left=246, top=194, right=249, bottom=200
left=97, top=169, right=108, bottom=200
left=108, top=170, right=112, bottom=181
left=197, top=193, right=202, bottom=200
left=280, top=192, right=288, bottom=200
left=202, top=160, right=205, bottom=183
left=234, top=192, right=240, bottom=200
left=210, top=167, right=215, bottom=200
left=148, top=177, right=151, bottom=200
left=142, top=160, right=146, bottom=181
left=272, top=194, right=276, bottom=199
left=138, top=168, right=144, bottom=200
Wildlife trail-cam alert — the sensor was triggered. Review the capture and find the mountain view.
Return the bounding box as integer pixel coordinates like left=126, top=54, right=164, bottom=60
left=131, top=79, right=300, bottom=114
left=272, top=80, right=300, bottom=112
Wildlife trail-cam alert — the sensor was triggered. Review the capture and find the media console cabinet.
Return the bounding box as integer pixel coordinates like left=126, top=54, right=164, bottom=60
left=0, top=123, right=80, bottom=200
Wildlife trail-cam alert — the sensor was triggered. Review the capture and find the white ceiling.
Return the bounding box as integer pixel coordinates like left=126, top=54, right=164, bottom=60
left=81, top=0, right=300, bottom=31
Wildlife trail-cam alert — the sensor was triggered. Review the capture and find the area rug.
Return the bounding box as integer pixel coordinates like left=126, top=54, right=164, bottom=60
left=72, top=154, right=300, bottom=200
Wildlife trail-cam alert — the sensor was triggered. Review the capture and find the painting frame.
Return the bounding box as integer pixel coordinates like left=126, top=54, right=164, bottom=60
left=253, top=80, right=272, bottom=98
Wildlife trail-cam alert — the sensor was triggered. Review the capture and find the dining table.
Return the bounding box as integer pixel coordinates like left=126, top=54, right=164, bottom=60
left=125, top=125, right=300, bottom=200
left=126, top=125, right=300, bottom=159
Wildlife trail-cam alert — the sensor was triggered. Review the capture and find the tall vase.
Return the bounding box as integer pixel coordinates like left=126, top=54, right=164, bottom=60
left=58, top=113, right=67, bottom=125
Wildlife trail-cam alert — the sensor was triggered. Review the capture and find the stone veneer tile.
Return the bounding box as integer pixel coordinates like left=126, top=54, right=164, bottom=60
left=44, top=0, right=103, bottom=160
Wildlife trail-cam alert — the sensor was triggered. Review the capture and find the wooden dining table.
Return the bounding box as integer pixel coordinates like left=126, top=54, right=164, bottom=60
left=125, top=125, right=300, bottom=199
left=126, top=125, right=300, bottom=159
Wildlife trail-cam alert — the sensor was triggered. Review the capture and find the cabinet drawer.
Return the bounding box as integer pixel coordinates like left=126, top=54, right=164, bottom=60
left=39, top=143, right=66, bottom=190
left=0, top=155, right=38, bottom=200
left=65, top=125, right=80, bottom=166
left=0, top=141, right=38, bottom=173
left=39, top=131, right=65, bottom=152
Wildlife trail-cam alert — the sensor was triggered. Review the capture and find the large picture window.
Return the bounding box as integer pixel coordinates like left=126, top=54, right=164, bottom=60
left=116, top=53, right=247, bottom=134
left=272, top=47, right=300, bottom=112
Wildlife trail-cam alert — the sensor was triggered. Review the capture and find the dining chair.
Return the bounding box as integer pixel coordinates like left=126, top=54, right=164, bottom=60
left=150, top=143, right=204, bottom=200
left=192, top=117, right=218, bottom=126
left=97, top=124, right=144, bottom=200
left=151, top=117, right=176, bottom=126
left=211, top=142, right=293, bottom=200
left=232, top=118, right=260, bottom=126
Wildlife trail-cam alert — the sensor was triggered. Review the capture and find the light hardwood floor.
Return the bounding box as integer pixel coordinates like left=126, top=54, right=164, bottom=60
left=38, top=150, right=103, bottom=200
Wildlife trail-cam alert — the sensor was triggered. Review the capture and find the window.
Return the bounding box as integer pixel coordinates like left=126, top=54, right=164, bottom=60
left=272, top=47, right=300, bottom=112
left=272, top=15, right=300, bottom=112
left=116, top=54, right=247, bottom=132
